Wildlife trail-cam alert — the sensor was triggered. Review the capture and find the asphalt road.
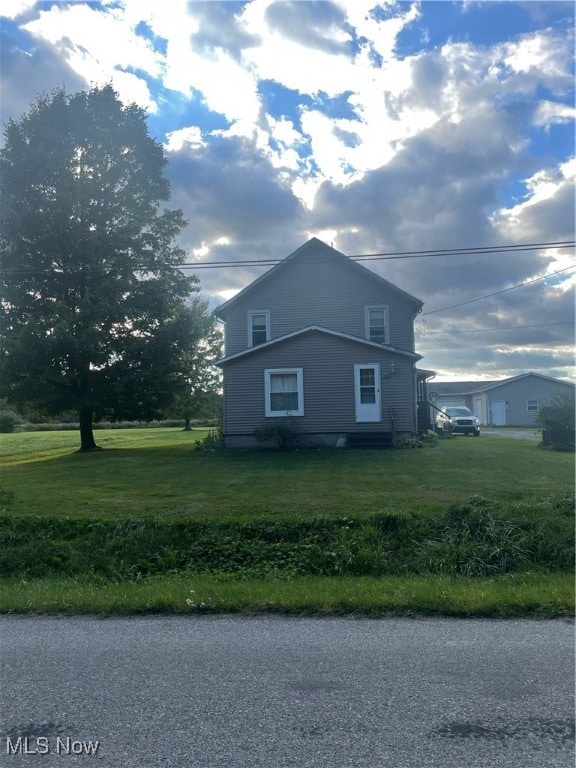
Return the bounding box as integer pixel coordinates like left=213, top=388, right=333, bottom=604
left=1, top=616, right=574, bottom=768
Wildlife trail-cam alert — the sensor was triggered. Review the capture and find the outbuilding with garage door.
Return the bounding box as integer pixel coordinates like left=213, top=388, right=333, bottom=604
left=428, top=372, right=574, bottom=427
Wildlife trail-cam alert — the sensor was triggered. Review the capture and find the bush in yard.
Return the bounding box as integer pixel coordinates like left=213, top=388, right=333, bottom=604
left=536, top=389, right=575, bottom=452
left=197, top=422, right=225, bottom=450
left=254, top=418, right=304, bottom=450
left=392, top=432, right=439, bottom=449
left=0, top=401, right=23, bottom=433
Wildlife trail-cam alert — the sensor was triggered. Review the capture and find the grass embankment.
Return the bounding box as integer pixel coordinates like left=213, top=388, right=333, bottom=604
left=0, top=428, right=573, bottom=616
left=2, top=573, right=572, bottom=617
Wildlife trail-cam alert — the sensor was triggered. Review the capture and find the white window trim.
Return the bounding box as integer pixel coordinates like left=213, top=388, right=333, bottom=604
left=264, top=368, right=304, bottom=417
left=247, top=310, right=271, bottom=347
left=526, top=399, right=539, bottom=412
left=364, top=305, right=389, bottom=345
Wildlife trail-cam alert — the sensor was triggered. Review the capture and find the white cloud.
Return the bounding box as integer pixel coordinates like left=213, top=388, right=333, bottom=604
left=164, top=126, right=205, bottom=153
left=239, top=3, right=439, bottom=189
left=181, top=48, right=261, bottom=130
left=23, top=3, right=162, bottom=109
left=244, top=28, right=355, bottom=97
left=291, top=176, right=323, bottom=210
left=299, top=110, right=361, bottom=185
left=340, top=0, right=420, bottom=61
left=0, top=0, right=36, bottom=19
left=533, top=100, right=576, bottom=128
left=494, top=158, right=576, bottom=247
left=503, top=29, right=570, bottom=83
left=110, top=0, right=190, bottom=41
left=268, top=115, right=301, bottom=147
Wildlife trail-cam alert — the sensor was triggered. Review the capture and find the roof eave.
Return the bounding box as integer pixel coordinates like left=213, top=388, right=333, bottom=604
left=216, top=325, right=422, bottom=366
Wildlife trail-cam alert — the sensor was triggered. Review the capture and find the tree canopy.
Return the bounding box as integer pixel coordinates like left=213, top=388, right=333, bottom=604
left=165, top=296, right=223, bottom=429
left=0, top=85, right=211, bottom=450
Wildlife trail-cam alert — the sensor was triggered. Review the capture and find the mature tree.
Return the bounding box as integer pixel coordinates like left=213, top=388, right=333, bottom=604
left=0, top=85, right=205, bottom=450
left=167, top=297, right=223, bottom=430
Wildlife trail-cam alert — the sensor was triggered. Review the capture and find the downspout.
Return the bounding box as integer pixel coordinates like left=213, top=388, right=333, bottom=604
left=413, top=304, right=426, bottom=433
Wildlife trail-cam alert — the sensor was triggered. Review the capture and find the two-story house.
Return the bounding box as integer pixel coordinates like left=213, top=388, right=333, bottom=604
left=215, top=238, right=430, bottom=448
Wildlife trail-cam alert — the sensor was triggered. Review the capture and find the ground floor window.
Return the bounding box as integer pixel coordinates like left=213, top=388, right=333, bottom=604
left=264, top=368, right=304, bottom=416
left=526, top=399, right=539, bottom=412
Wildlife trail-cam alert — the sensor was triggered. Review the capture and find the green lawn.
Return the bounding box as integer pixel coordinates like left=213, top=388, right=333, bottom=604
left=0, top=429, right=573, bottom=616
left=1, top=428, right=573, bottom=519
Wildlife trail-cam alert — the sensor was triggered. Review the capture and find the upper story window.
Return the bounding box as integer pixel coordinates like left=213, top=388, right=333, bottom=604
left=365, top=306, right=389, bottom=345
left=248, top=310, right=270, bottom=347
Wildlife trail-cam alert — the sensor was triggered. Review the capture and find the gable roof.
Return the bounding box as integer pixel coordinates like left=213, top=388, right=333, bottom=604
left=214, top=238, right=423, bottom=320
left=216, top=325, right=422, bottom=366
left=475, top=372, right=574, bottom=393
left=431, top=372, right=574, bottom=396
left=430, top=381, right=498, bottom=396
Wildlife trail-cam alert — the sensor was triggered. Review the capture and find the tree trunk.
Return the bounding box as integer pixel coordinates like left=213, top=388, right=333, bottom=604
left=77, top=361, right=100, bottom=452
left=78, top=406, right=99, bottom=451
left=184, top=415, right=191, bottom=431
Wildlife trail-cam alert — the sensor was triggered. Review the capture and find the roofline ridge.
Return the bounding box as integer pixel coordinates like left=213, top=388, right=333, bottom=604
left=214, top=238, right=423, bottom=318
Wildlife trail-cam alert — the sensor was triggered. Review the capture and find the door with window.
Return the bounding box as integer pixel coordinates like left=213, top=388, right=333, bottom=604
left=354, top=364, right=381, bottom=422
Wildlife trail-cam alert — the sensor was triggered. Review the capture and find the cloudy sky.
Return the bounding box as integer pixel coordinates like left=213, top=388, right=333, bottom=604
left=1, top=0, right=574, bottom=381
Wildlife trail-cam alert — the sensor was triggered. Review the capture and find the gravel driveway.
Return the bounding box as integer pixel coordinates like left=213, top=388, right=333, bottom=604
left=481, top=428, right=542, bottom=441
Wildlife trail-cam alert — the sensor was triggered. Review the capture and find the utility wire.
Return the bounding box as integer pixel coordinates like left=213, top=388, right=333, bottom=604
left=2, top=241, right=573, bottom=273
left=415, top=320, right=574, bottom=335
left=353, top=241, right=574, bottom=261
left=3, top=242, right=574, bottom=319
left=421, top=265, right=575, bottom=316
left=176, top=240, right=575, bottom=269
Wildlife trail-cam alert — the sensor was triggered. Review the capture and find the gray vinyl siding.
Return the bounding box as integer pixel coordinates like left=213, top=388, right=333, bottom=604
left=485, top=377, right=573, bottom=426
left=222, top=330, right=416, bottom=436
left=429, top=375, right=575, bottom=426
left=223, top=254, right=417, bottom=357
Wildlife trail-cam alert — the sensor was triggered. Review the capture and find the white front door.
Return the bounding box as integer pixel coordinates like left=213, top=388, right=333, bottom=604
left=354, top=364, right=381, bottom=422
left=491, top=400, right=506, bottom=426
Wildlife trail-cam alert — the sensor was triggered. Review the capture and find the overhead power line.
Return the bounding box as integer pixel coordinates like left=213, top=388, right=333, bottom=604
left=176, top=240, right=574, bottom=269
left=2, top=241, right=573, bottom=274
left=352, top=241, right=574, bottom=262
left=421, top=265, right=575, bottom=316
left=415, top=320, right=574, bottom=335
